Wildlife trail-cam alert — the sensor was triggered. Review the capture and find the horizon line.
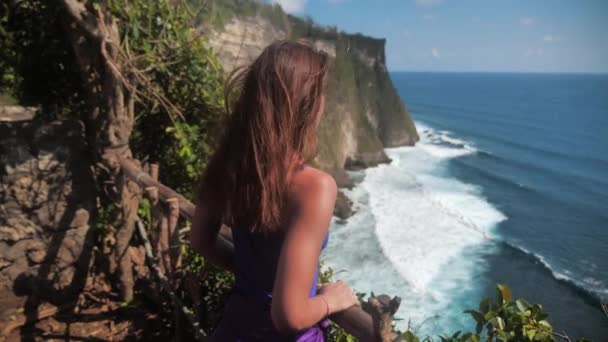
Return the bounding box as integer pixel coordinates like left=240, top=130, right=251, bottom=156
left=388, top=70, right=608, bottom=75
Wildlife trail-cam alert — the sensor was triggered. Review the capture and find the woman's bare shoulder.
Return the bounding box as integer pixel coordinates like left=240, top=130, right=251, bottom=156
left=290, top=166, right=337, bottom=205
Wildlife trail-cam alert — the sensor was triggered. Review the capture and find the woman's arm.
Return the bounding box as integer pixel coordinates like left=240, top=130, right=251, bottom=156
left=271, top=170, right=358, bottom=333
left=189, top=197, right=236, bottom=272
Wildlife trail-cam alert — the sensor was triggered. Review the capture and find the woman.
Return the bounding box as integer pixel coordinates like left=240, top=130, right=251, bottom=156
left=189, top=40, right=360, bottom=341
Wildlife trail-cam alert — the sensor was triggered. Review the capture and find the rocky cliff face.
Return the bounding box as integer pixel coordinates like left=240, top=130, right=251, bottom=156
left=203, top=0, right=419, bottom=189
left=0, top=111, right=95, bottom=321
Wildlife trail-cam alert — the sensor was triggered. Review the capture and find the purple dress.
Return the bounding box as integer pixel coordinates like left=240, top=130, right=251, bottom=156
left=211, top=227, right=330, bottom=341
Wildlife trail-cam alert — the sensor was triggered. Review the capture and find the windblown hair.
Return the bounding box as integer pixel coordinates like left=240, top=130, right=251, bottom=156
left=199, top=40, right=330, bottom=233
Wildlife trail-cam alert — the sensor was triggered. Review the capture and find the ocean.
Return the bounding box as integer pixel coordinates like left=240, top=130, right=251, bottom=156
left=322, top=72, right=608, bottom=340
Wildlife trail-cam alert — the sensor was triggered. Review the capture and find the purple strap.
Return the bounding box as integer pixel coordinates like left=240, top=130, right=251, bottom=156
left=295, top=320, right=330, bottom=342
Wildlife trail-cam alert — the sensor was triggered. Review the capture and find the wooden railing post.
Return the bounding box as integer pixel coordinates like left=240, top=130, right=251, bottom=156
left=167, top=197, right=183, bottom=342
left=115, top=160, right=142, bottom=302
left=166, top=197, right=181, bottom=278
left=149, top=163, right=159, bottom=182
left=369, top=295, right=402, bottom=342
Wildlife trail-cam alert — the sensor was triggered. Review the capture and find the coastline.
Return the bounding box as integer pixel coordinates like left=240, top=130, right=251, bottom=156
left=325, top=114, right=608, bottom=338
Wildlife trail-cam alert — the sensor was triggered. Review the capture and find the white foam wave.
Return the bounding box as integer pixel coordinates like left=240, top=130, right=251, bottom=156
left=416, top=122, right=478, bottom=159
left=323, top=122, right=507, bottom=335
left=440, top=134, right=467, bottom=146
left=513, top=245, right=608, bottom=298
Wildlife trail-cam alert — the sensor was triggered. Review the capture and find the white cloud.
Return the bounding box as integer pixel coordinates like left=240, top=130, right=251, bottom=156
left=431, top=48, right=440, bottom=59
left=415, top=0, right=443, bottom=6
left=270, top=0, right=307, bottom=13
left=543, top=34, right=560, bottom=43
left=520, top=17, right=534, bottom=26
left=524, top=48, right=544, bottom=57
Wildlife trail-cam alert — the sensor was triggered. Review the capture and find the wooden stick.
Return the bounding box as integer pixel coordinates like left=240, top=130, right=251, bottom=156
left=136, top=219, right=207, bottom=342
left=166, top=197, right=183, bottom=342
left=150, top=163, right=159, bottom=181
left=166, top=197, right=181, bottom=276
left=368, top=295, right=402, bottom=342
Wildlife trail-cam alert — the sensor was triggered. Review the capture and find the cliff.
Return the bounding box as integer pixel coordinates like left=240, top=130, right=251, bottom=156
left=201, top=0, right=419, bottom=189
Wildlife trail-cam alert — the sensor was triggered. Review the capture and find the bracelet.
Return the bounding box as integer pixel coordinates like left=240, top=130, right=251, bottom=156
left=318, top=295, right=330, bottom=318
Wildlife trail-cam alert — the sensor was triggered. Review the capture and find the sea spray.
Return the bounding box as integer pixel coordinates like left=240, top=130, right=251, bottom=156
left=322, top=122, right=506, bottom=335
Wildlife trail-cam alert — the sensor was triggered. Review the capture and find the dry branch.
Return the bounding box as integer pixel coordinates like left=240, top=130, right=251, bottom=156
left=136, top=219, right=207, bottom=342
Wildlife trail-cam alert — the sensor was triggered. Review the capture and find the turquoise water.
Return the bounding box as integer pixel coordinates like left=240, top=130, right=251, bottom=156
left=323, top=72, right=608, bottom=340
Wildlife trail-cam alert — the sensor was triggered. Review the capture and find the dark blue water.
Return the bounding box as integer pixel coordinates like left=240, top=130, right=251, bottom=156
left=392, top=72, right=608, bottom=340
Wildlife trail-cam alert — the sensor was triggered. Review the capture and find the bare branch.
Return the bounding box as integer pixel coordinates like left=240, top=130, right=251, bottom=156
left=61, top=0, right=102, bottom=41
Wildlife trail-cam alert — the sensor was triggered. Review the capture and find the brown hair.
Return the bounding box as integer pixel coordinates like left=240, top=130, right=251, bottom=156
left=199, top=40, right=330, bottom=233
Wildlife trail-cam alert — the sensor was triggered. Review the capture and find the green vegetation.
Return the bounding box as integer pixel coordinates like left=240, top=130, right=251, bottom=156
left=101, top=0, right=227, bottom=194
left=320, top=265, right=592, bottom=342
left=1, top=0, right=232, bottom=333
left=1, top=0, right=226, bottom=193
left=199, top=0, right=286, bottom=30
left=0, top=0, right=84, bottom=116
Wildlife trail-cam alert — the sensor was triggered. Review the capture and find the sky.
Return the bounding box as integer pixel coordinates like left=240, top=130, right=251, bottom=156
left=265, top=0, right=608, bottom=73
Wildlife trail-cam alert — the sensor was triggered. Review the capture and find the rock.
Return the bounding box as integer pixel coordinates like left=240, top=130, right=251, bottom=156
left=0, top=114, right=95, bottom=322
left=344, top=153, right=391, bottom=171
left=0, top=105, right=36, bottom=122
left=334, top=190, right=354, bottom=221
left=0, top=216, right=37, bottom=242
left=0, top=259, right=10, bottom=271
left=26, top=240, right=47, bottom=264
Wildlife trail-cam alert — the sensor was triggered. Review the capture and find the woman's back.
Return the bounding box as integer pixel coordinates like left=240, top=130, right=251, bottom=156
left=233, top=224, right=330, bottom=306
left=212, top=166, right=333, bottom=341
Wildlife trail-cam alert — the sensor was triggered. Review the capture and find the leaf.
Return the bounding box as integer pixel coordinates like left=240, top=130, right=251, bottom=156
left=535, top=331, right=550, bottom=341
left=490, top=316, right=505, bottom=330
left=484, top=309, right=496, bottom=321
left=496, top=316, right=505, bottom=329
left=133, top=23, right=140, bottom=40
left=538, top=320, right=552, bottom=331
left=475, top=321, right=483, bottom=334
left=402, top=331, right=420, bottom=342
left=464, top=310, right=485, bottom=324
left=496, top=284, right=512, bottom=304
left=479, top=297, right=491, bottom=314
left=530, top=304, right=542, bottom=318
left=516, top=299, right=530, bottom=312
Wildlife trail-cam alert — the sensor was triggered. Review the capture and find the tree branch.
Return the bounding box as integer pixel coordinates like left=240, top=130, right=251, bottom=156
left=61, top=0, right=102, bottom=42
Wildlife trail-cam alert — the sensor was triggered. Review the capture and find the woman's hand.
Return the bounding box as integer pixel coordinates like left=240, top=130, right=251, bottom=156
left=317, top=281, right=360, bottom=315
